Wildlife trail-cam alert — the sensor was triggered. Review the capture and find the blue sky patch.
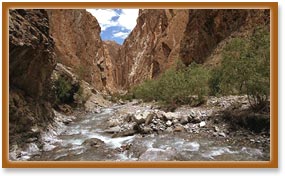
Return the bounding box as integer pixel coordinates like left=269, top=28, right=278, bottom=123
left=86, top=9, right=139, bottom=45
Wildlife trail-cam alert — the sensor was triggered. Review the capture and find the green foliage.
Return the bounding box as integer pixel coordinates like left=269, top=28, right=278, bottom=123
left=130, top=60, right=210, bottom=106
left=53, top=76, right=90, bottom=106
left=209, top=27, right=270, bottom=110
left=54, top=76, right=73, bottom=104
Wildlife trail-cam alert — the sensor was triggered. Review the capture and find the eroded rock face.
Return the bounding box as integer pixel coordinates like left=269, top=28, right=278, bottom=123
left=179, top=9, right=270, bottom=65
left=47, top=10, right=107, bottom=91
left=117, top=9, right=191, bottom=88
left=9, top=9, right=56, bottom=145
left=116, top=9, right=269, bottom=88
left=102, top=41, right=121, bottom=93
left=46, top=9, right=269, bottom=91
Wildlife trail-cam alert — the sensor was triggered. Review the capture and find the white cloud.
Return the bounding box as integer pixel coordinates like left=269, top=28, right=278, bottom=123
left=112, top=31, right=129, bottom=39
left=86, top=9, right=118, bottom=30
left=86, top=9, right=139, bottom=32
left=117, top=9, right=139, bottom=31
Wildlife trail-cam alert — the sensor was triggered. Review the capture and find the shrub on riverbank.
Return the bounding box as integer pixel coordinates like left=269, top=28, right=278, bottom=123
left=209, top=27, right=270, bottom=110
left=53, top=76, right=90, bottom=107
left=128, top=27, right=270, bottom=111
left=130, top=61, right=210, bottom=106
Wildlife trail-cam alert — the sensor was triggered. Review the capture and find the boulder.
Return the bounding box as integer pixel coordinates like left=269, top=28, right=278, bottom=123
left=112, top=129, right=136, bottom=138
left=132, top=111, right=154, bottom=124
left=166, top=120, right=172, bottom=127
left=165, top=127, right=173, bottom=133
left=164, top=112, right=179, bottom=120
left=173, top=119, right=179, bottom=124
left=145, top=113, right=155, bottom=125
left=180, top=115, right=189, bottom=124
left=104, top=126, right=121, bottom=133
left=199, top=121, right=206, bottom=128
left=154, top=110, right=165, bottom=119
left=190, top=116, right=202, bottom=123
left=107, top=118, right=121, bottom=127
left=58, top=104, right=73, bottom=115
left=189, top=110, right=196, bottom=118
left=214, top=126, right=220, bottom=132
left=218, top=132, right=226, bottom=137
left=141, top=126, right=153, bottom=134
left=82, top=138, right=104, bottom=148
left=173, top=124, right=185, bottom=132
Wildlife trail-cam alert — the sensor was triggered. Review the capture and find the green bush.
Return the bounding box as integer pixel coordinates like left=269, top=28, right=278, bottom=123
left=54, top=76, right=74, bottom=104
left=209, top=27, right=270, bottom=110
left=53, top=76, right=88, bottom=106
left=130, top=61, right=210, bottom=106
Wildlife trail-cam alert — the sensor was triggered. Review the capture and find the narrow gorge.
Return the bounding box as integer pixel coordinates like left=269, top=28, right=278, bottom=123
left=9, top=9, right=270, bottom=161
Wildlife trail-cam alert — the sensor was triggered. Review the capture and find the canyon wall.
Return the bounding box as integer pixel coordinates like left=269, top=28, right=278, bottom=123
left=47, top=10, right=119, bottom=93
left=180, top=9, right=270, bottom=65
left=117, top=9, right=270, bottom=88
left=46, top=9, right=270, bottom=90
left=102, top=40, right=121, bottom=93
left=118, top=9, right=189, bottom=88
left=9, top=9, right=56, bottom=144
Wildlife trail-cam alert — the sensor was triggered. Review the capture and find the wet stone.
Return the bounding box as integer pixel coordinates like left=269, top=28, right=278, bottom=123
left=82, top=138, right=104, bottom=148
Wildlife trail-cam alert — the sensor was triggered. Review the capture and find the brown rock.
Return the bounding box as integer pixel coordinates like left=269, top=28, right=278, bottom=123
left=82, top=138, right=105, bottom=148
left=180, top=9, right=269, bottom=65
left=48, top=10, right=108, bottom=92
left=9, top=9, right=56, bottom=146
left=102, top=41, right=121, bottom=93
left=115, top=9, right=269, bottom=88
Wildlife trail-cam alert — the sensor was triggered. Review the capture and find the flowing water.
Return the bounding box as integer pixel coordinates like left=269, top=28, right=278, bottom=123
left=26, top=104, right=269, bottom=161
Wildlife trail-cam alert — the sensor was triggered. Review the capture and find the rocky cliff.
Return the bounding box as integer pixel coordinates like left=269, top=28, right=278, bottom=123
left=46, top=9, right=269, bottom=90
left=118, top=9, right=185, bottom=88
left=9, top=9, right=56, bottom=145
left=47, top=10, right=109, bottom=92
left=180, top=9, right=270, bottom=65
left=102, top=41, right=121, bottom=93
left=117, top=9, right=270, bottom=88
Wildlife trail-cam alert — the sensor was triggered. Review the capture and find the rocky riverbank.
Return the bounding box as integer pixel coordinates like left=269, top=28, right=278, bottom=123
left=10, top=95, right=270, bottom=161
left=104, top=95, right=270, bottom=152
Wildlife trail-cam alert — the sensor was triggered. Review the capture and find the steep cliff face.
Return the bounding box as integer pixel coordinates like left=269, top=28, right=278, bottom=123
left=118, top=9, right=191, bottom=88
left=47, top=10, right=107, bottom=91
left=102, top=41, right=121, bottom=93
left=9, top=9, right=56, bottom=144
left=180, top=9, right=270, bottom=65
left=117, top=9, right=270, bottom=88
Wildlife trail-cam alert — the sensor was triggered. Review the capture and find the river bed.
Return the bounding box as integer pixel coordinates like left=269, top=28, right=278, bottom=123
left=20, top=101, right=270, bottom=161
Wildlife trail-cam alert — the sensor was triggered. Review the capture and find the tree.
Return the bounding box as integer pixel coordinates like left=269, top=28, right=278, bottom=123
left=210, top=27, right=270, bottom=110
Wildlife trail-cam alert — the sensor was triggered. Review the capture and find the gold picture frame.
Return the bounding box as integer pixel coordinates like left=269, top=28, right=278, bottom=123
left=2, top=2, right=278, bottom=168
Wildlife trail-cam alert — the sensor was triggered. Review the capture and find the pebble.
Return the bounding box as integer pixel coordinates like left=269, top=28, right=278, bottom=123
left=166, top=120, right=172, bottom=126
left=199, top=121, right=206, bottom=128
left=165, top=127, right=173, bottom=133
left=214, top=126, right=220, bottom=132
left=218, top=132, right=226, bottom=137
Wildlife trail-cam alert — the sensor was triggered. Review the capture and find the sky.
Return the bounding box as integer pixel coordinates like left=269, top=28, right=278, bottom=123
left=86, top=9, right=139, bottom=45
